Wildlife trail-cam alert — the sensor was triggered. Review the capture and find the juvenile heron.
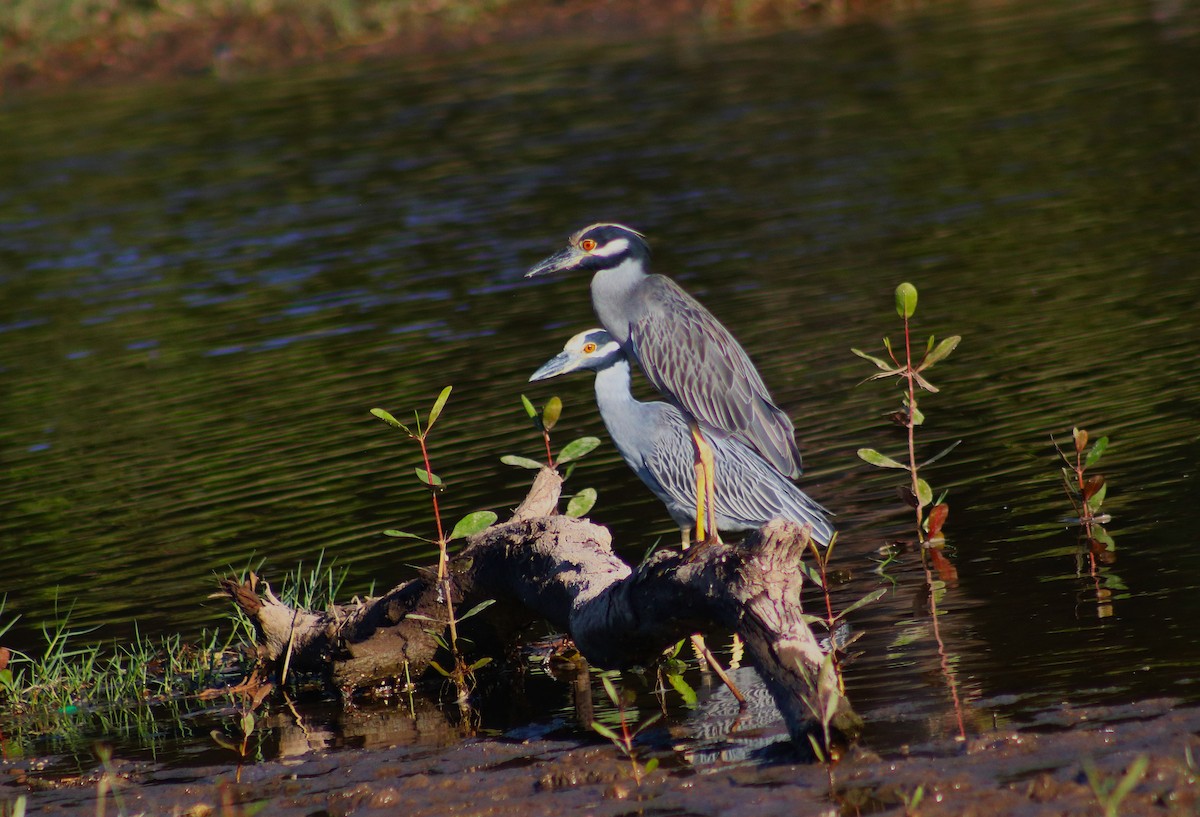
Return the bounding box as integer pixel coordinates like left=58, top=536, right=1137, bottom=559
left=530, top=329, right=834, bottom=547
left=526, top=224, right=803, bottom=542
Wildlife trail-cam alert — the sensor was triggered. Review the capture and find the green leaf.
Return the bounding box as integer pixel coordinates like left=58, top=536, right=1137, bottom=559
left=916, top=478, right=933, bottom=508
left=415, top=468, right=442, bottom=487
left=1085, top=436, right=1109, bottom=468
left=469, top=656, right=493, bottom=671
left=919, top=439, right=962, bottom=469
left=1087, top=482, right=1108, bottom=512
left=807, top=733, right=827, bottom=763
left=210, top=730, right=238, bottom=752
left=851, top=347, right=895, bottom=372
left=520, top=394, right=541, bottom=427
left=666, top=672, right=698, bottom=707
left=919, top=335, right=960, bottom=370
left=450, top=511, right=497, bottom=540
left=565, top=488, right=597, bottom=518
left=823, top=687, right=841, bottom=726
left=797, top=560, right=825, bottom=589
left=642, top=758, right=660, bottom=774
left=910, top=404, right=925, bottom=426
left=240, top=712, right=255, bottom=736
left=1111, top=754, right=1149, bottom=805
left=591, top=721, right=620, bottom=742
left=370, top=408, right=411, bottom=434
left=836, top=587, right=887, bottom=619
left=912, top=370, right=940, bottom=393
left=857, top=448, right=910, bottom=470
left=383, top=529, right=425, bottom=540
left=427, top=386, right=452, bottom=431
left=558, top=436, right=601, bottom=464
left=428, top=660, right=451, bottom=677
left=600, top=674, right=619, bottom=704
left=1091, top=528, right=1116, bottom=551
left=895, top=282, right=918, bottom=319
left=542, top=396, right=562, bottom=432
left=635, top=712, right=662, bottom=734
left=501, top=454, right=544, bottom=470
left=817, top=654, right=841, bottom=726
left=457, top=598, right=496, bottom=623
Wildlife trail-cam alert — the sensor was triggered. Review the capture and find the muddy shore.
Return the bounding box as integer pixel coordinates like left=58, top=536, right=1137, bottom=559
left=6, top=698, right=1199, bottom=815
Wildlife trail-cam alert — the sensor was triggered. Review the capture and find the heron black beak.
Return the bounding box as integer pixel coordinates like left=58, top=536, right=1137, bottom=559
left=529, top=351, right=582, bottom=382
left=525, top=245, right=587, bottom=278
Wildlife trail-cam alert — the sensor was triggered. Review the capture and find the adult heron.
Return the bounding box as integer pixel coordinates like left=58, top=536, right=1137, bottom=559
left=525, top=224, right=803, bottom=543
left=530, top=329, right=834, bottom=547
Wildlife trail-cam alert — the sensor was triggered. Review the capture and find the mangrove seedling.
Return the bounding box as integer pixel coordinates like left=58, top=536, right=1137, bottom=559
left=502, top=394, right=600, bottom=518
left=591, top=674, right=661, bottom=786
left=1055, top=427, right=1115, bottom=563
left=853, top=283, right=965, bottom=740
left=799, top=532, right=885, bottom=695
left=1054, top=427, right=1118, bottom=618
left=853, top=282, right=960, bottom=555
left=372, top=386, right=498, bottom=700
left=210, top=672, right=273, bottom=779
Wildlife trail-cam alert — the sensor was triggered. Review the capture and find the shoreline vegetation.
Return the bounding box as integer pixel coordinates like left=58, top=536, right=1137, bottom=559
left=0, top=0, right=898, bottom=94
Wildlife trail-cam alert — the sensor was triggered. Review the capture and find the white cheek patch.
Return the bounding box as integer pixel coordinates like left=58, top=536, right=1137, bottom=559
left=592, top=238, right=629, bottom=257
left=599, top=341, right=621, bottom=357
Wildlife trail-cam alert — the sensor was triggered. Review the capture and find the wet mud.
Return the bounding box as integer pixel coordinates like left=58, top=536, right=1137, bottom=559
left=6, top=699, right=1200, bottom=816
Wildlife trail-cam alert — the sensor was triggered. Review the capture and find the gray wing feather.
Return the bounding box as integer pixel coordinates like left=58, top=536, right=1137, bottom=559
left=643, top=403, right=833, bottom=545
left=710, top=436, right=835, bottom=545
left=628, top=276, right=803, bottom=478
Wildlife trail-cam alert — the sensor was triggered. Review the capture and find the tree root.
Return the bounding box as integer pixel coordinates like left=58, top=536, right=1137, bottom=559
left=217, top=467, right=861, bottom=746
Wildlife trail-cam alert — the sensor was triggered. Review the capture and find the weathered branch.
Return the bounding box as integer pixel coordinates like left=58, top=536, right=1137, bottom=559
left=218, top=467, right=860, bottom=745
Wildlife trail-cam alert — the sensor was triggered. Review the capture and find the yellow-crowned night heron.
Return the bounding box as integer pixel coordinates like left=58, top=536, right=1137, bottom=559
left=526, top=224, right=804, bottom=543
left=530, top=329, right=833, bottom=547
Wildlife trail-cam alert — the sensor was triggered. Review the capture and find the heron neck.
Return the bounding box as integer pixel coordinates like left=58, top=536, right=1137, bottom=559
left=590, top=258, right=646, bottom=345
left=593, top=358, right=653, bottom=452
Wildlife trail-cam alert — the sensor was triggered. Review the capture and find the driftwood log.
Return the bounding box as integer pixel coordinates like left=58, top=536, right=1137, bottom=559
left=218, top=468, right=861, bottom=747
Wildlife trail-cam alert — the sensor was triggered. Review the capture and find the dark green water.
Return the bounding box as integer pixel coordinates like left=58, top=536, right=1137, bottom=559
left=2, top=0, right=1200, bottom=765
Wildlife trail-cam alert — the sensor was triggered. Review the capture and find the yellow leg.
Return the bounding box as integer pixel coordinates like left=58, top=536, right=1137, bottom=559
left=679, top=445, right=744, bottom=706
left=690, top=422, right=719, bottom=544
left=692, top=457, right=707, bottom=544
left=701, top=436, right=717, bottom=544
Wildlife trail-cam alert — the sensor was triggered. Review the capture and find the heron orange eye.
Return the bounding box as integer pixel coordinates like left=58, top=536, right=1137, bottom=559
left=580, top=239, right=598, bottom=252
left=582, top=342, right=597, bottom=354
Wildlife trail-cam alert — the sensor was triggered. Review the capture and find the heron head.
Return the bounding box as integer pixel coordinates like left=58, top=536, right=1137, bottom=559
left=529, top=328, right=624, bottom=381
left=524, top=224, right=649, bottom=278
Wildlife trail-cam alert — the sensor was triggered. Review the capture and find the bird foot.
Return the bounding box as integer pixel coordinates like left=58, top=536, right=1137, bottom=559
left=681, top=534, right=722, bottom=561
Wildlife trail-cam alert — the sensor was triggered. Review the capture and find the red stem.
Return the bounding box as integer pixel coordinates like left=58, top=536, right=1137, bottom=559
left=816, top=555, right=845, bottom=690
left=905, top=311, right=966, bottom=740
left=903, top=314, right=922, bottom=540
left=419, top=436, right=446, bottom=555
